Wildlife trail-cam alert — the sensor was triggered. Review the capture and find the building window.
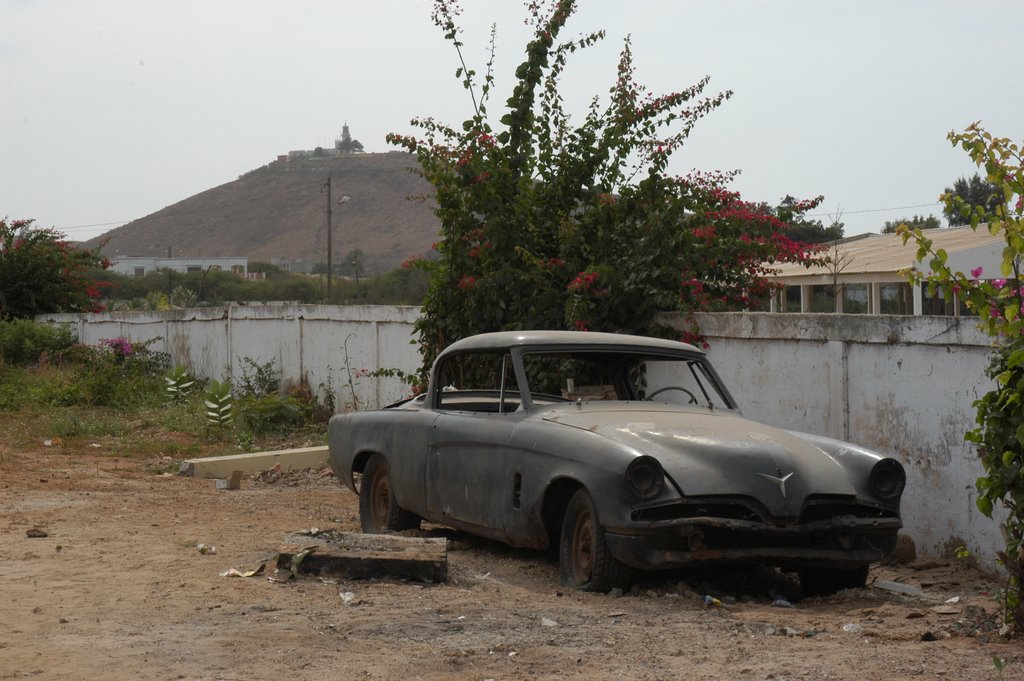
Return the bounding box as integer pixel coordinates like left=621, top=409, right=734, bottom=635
left=920, top=284, right=956, bottom=316
left=186, top=266, right=202, bottom=273
left=880, top=283, right=913, bottom=315
left=133, top=267, right=145, bottom=277
left=231, top=265, right=244, bottom=274
left=784, top=286, right=802, bottom=312
left=810, top=285, right=836, bottom=312
left=841, top=284, right=869, bottom=314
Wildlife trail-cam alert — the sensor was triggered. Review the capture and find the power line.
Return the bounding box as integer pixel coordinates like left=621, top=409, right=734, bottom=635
left=806, top=202, right=942, bottom=219
left=54, top=221, right=129, bottom=232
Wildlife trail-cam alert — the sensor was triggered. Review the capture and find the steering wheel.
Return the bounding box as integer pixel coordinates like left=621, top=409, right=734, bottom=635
left=646, top=386, right=698, bottom=404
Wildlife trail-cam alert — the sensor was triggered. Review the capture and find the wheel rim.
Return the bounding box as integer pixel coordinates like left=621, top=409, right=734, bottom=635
left=570, top=505, right=595, bottom=585
left=369, top=468, right=391, bottom=529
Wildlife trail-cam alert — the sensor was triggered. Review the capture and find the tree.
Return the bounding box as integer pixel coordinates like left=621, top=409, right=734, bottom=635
left=389, top=0, right=825, bottom=371
left=0, top=218, right=112, bottom=319
left=882, top=214, right=941, bottom=234
left=772, top=196, right=843, bottom=243
left=943, top=172, right=1003, bottom=226
left=901, top=123, right=1024, bottom=631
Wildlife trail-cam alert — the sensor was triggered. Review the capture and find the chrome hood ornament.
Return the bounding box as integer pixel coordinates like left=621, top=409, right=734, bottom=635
left=758, top=471, right=795, bottom=498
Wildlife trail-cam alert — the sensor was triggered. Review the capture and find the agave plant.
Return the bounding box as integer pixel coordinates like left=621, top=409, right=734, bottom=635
left=164, top=366, right=195, bottom=404
left=204, top=380, right=234, bottom=427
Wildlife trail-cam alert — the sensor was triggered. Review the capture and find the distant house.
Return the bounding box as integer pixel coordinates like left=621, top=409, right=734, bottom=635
left=109, top=256, right=248, bottom=278
left=768, top=226, right=1004, bottom=316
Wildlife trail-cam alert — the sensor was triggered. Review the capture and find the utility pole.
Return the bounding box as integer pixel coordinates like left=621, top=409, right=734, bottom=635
left=324, top=175, right=333, bottom=304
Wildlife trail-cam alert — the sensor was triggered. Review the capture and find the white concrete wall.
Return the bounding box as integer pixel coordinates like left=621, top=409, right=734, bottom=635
left=38, top=305, right=1007, bottom=567
left=683, top=311, right=1003, bottom=568
left=39, top=305, right=423, bottom=411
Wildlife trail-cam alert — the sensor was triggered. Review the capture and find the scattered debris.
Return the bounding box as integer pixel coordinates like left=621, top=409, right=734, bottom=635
left=196, top=543, right=217, bottom=555
left=339, top=591, right=363, bottom=605
left=26, top=528, right=48, bottom=538
left=930, top=605, right=961, bottom=616
left=42, top=438, right=63, bottom=448
left=771, top=598, right=794, bottom=608
left=220, top=562, right=266, bottom=578
left=541, top=618, right=558, bottom=627
left=872, top=580, right=926, bottom=598
left=945, top=596, right=961, bottom=604
left=842, top=623, right=863, bottom=633
left=270, top=545, right=318, bottom=582
left=703, top=595, right=726, bottom=608
left=89, top=443, right=102, bottom=449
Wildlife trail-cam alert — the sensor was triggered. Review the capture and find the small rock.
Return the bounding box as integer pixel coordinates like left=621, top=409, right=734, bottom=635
left=26, top=528, right=48, bottom=538
left=842, top=623, right=863, bottom=633
left=921, top=631, right=938, bottom=642
left=541, top=618, right=558, bottom=627
left=771, top=598, right=794, bottom=608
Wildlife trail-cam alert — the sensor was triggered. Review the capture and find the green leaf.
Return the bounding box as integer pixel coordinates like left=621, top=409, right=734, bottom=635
left=976, top=494, right=994, bottom=517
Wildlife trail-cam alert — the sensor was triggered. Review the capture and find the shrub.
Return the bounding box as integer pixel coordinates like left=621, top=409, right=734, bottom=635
left=239, top=395, right=310, bottom=436
left=0, top=320, right=76, bottom=365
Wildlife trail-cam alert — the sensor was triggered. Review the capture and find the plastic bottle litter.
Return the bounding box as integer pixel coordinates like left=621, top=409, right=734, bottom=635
left=703, top=595, right=725, bottom=608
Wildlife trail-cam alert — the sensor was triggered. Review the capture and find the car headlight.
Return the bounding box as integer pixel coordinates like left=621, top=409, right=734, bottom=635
left=869, top=458, right=905, bottom=501
left=625, top=456, right=665, bottom=500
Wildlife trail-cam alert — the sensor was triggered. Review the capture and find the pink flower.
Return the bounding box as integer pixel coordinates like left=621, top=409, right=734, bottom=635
left=971, top=266, right=984, bottom=278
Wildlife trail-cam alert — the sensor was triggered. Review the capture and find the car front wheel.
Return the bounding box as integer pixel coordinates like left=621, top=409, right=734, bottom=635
left=559, top=489, right=630, bottom=592
left=359, top=453, right=420, bottom=533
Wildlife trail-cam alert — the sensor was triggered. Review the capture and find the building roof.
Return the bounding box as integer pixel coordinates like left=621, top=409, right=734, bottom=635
left=771, top=226, right=1005, bottom=284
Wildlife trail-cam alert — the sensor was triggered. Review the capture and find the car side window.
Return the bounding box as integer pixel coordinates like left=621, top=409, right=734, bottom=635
left=435, top=351, right=522, bottom=413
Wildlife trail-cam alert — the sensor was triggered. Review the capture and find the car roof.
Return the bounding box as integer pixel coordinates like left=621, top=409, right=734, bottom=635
left=440, top=330, right=703, bottom=356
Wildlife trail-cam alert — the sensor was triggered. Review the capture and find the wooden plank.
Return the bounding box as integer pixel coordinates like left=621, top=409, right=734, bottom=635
left=275, top=531, right=448, bottom=583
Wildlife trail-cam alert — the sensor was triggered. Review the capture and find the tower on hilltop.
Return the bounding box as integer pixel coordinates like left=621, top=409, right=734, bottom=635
left=335, top=123, right=364, bottom=153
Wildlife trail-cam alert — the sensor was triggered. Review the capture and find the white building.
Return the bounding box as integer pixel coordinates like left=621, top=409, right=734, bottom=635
left=109, top=256, right=248, bottom=278
left=768, top=226, right=1004, bottom=315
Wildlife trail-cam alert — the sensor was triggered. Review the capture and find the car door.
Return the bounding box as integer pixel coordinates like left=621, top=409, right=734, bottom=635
left=425, top=351, right=524, bottom=537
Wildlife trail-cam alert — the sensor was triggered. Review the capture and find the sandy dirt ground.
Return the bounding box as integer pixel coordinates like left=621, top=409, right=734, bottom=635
left=2, top=448, right=1021, bottom=681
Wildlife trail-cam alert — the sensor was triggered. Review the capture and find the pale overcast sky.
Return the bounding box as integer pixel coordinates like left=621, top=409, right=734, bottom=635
left=3, top=0, right=1021, bottom=242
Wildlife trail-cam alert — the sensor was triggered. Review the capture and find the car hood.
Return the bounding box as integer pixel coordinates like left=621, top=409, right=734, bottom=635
left=544, top=405, right=855, bottom=516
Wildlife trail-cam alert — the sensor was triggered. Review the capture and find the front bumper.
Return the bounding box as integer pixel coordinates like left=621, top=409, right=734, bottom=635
left=604, top=515, right=902, bottom=570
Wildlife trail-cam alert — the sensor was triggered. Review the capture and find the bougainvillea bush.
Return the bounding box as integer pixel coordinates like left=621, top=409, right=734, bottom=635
left=0, top=218, right=112, bottom=320
left=390, top=0, right=825, bottom=374
left=901, top=123, right=1024, bottom=632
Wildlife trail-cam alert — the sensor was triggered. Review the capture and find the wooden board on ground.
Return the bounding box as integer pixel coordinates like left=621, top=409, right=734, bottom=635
left=277, top=530, right=448, bottom=583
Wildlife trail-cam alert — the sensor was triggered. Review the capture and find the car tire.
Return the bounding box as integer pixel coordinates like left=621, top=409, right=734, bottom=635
left=359, top=453, right=420, bottom=533
left=798, top=565, right=869, bottom=597
left=559, top=489, right=630, bottom=592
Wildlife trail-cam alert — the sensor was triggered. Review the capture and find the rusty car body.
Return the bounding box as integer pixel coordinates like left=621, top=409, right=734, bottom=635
left=328, top=331, right=905, bottom=593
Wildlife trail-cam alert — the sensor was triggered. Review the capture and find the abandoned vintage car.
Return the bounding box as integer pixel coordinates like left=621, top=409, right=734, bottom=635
left=328, top=331, right=905, bottom=594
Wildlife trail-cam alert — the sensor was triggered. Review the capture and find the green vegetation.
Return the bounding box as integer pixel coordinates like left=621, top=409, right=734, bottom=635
left=1, top=218, right=113, bottom=319
left=390, top=0, right=826, bottom=375
left=95, top=262, right=429, bottom=310
left=0, top=322, right=331, bottom=459
left=901, top=123, right=1024, bottom=632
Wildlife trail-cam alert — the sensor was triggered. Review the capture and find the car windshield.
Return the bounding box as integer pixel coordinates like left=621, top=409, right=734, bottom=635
left=520, top=350, right=734, bottom=410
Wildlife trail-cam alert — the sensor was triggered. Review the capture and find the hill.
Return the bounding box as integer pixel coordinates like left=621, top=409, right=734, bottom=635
left=86, top=152, right=440, bottom=275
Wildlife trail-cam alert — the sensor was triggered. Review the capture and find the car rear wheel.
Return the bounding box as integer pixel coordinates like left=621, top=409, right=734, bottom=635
left=798, top=565, right=869, bottom=597
left=559, top=489, right=630, bottom=592
left=359, top=453, right=420, bottom=533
